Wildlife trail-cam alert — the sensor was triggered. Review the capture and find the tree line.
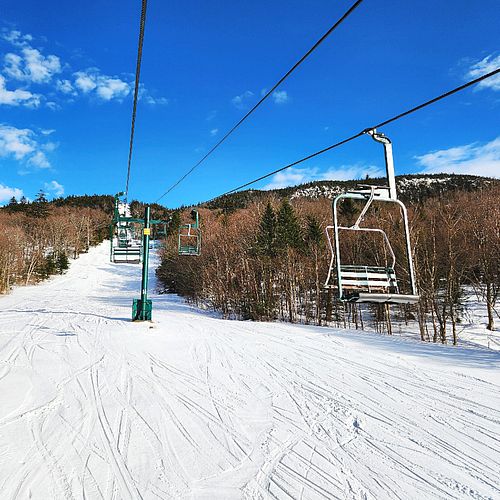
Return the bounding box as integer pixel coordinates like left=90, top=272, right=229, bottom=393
left=0, top=191, right=109, bottom=294
left=157, top=185, right=500, bottom=344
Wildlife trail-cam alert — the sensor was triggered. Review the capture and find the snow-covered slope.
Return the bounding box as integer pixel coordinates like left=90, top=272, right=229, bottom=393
left=0, top=243, right=499, bottom=499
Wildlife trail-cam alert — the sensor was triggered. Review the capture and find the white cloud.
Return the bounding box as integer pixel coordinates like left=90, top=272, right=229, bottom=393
left=0, top=124, right=54, bottom=170
left=44, top=180, right=64, bottom=196
left=4, top=47, right=61, bottom=83
left=416, top=137, right=500, bottom=178
left=1, top=29, right=166, bottom=106
left=73, top=69, right=130, bottom=101
left=28, top=151, right=50, bottom=169
left=232, top=90, right=254, bottom=109
left=1, top=29, right=33, bottom=48
left=263, top=164, right=384, bottom=190
left=73, top=70, right=97, bottom=93
left=466, top=54, right=500, bottom=91
left=272, top=90, right=289, bottom=104
left=0, top=183, right=23, bottom=204
left=210, top=128, right=218, bottom=136
left=139, top=85, right=169, bottom=105
left=0, top=75, right=41, bottom=107
left=96, top=77, right=130, bottom=100
left=56, top=78, right=76, bottom=95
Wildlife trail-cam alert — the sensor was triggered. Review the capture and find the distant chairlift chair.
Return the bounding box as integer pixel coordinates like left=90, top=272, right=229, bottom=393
left=112, top=222, right=142, bottom=264
left=324, top=130, right=419, bottom=305
left=178, top=209, right=201, bottom=256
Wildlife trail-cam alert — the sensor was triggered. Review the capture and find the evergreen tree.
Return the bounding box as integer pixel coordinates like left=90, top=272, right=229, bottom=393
left=305, top=215, right=324, bottom=250
left=276, top=199, right=303, bottom=251
left=168, top=211, right=181, bottom=236
left=7, top=196, right=18, bottom=213
left=34, top=190, right=48, bottom=203
left=56, top=251, right=69, bottom=273
left=31, top=190, right=50, bottom=218
left=256, top=202, right=277, bottom=257
left=39, top=253, right=57, bottom=278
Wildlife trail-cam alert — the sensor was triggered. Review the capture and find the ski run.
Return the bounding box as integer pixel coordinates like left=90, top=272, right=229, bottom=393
left=0, top=243, right=499, bottom=500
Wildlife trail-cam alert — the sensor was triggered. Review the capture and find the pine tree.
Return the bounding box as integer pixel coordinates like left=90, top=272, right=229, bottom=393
left=34, top=190, right=48, bottom=203
left=56, top=251, right=69, bottom=273
left=305, top=215, right=323, bottom=249
left=256, top=202, right=277, bottom=257
left=168, top=211, right=181, bottom=236
left=276, top=199, right=303, bottom=251
left=31, top=190, right=50, bottom=218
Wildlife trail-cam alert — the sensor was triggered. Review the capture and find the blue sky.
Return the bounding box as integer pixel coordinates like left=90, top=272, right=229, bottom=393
left=0, top=0, right=499, bottom=207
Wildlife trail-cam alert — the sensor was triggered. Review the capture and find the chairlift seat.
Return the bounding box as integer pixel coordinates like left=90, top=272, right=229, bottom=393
left=179, top=245, right=200, bottom=256
left=343, top=292, right=420, bottom=305
left=340, top=265, right=398, bottom=292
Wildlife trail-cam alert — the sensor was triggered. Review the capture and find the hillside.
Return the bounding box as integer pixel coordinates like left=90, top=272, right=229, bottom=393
left=204, top=173, right=499, bottom=210
left=0, top=243, right=499, bottom=499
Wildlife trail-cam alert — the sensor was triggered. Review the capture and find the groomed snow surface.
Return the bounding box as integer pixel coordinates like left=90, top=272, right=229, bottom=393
left=0, top=243, right=499, bottom=500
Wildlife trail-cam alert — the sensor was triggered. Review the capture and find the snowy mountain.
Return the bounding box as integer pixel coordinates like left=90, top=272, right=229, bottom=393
left=206, top=173, right=499, bottom=209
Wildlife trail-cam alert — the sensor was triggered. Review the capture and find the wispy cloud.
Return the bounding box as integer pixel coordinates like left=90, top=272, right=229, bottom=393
left=210, top=128, right=218, bottom=137
left=232, top=90, right=254, bottom=109
left=44, top=180, right=64, bottom=196
left=263, top=164, right=383, bottom=190
left=206, top=110, right=217, bottom=121
left=1, top=29, right=33, bottom=48
left=0, top=124, right=54, bottom=170
left=465, top=53, right=500, bottom=91
left=272, top=90, right=289, bottom=104
left=0, top=74, right=40, bottom=107
left=0, top=29, right=167, bottom=106
left=416, top=136, right=500, bottom=178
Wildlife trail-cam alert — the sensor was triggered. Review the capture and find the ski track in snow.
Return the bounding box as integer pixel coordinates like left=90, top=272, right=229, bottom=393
left=0, top=243, right=499, bottom=500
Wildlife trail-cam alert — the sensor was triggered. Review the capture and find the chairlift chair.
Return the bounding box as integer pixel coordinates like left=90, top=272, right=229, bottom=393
left=324, top=130, right=419, bottom=305
left=110, top=195, right=143, bottom=264
left=178, top=209, right=201, bottom=256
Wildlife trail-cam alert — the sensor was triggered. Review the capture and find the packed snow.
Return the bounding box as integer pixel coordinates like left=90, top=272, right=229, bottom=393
left=0, top=243, right=499, bottom=499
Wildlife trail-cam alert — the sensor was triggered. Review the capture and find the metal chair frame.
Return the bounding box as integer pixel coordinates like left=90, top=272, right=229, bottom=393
left=324, top=130, right=419, bottom=304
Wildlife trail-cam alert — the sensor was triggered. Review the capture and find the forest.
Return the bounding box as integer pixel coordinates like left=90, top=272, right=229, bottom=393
left=0, top=191, right=109, bottom=294
left=157, top=183, right=500, bottom=345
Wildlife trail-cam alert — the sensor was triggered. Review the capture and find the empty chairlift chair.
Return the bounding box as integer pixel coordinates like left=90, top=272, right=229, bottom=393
left=324, top=130, right=419, bottom=305
left=112, top=223, right=142, bottom=263
left=178, top=209, right=201, bottom=256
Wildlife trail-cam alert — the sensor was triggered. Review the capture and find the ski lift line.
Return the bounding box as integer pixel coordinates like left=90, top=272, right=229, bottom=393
left=154, top=0, right=365, bottom=203
left=125, top=0, right=148, bottom=201
left=219, top=67, right=500, bottom=197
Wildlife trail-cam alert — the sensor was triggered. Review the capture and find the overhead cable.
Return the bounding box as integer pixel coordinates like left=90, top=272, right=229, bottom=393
left=217, top=67, right=500, bottom=197
left=125, top=0, right=148, bottom=200
left=155, top=0, right=365, bottom=202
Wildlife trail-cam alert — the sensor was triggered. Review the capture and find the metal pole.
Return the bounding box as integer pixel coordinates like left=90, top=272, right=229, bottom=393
left=366, top=129, right=397, bottom=200
left=140, top=205, right=151, bottom=319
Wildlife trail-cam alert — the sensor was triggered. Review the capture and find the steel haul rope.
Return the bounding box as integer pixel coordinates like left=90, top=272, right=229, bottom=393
left=125, top=0, right=148, bottom=201
left=155, top=0, right=365, bottom=202
left=217, top=67, right=500, bottom=197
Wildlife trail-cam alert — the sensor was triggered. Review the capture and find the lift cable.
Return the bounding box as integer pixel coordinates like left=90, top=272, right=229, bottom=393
left=124, top=0, right=148, bottom=201
left=216, top=67, right=500, bottom=197
left=155, top=0, right=365, bottom=203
